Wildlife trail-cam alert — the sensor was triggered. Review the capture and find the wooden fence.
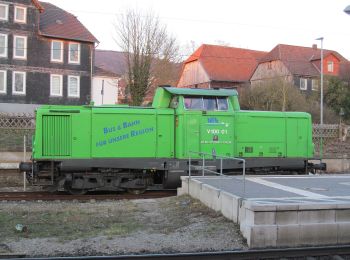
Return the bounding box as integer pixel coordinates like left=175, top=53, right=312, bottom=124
left=0, top=113, right=35, bottom=152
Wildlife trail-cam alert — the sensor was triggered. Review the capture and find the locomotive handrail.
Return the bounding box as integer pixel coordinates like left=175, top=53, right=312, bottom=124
left=188, top=151, right=246, bottom=198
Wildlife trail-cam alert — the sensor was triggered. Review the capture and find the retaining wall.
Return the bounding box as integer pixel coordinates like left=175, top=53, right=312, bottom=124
left=178, top=176, right=350, bottom=248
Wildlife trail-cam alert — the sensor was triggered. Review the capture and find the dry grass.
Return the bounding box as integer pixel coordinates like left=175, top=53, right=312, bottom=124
left=0, top=200, right=142, bottom=241
left=0, top=195, right=245, bottom=250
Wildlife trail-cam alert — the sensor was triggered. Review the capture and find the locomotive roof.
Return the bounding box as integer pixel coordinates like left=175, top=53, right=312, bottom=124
left=163, top=87, right=238, bottom=97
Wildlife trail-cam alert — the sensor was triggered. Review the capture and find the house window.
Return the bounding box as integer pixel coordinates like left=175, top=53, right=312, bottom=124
left=68, top=43, right=80, bottom=64
left=0, top=70, right=6, bottom=93
left=51, top=41, right=63, bottom=62
left=14, top=6, right=26, bottom=23
left=300, top=78, right=307, bottom=90
left=0, top=4, right=8, bottom=21
left=68, top=76, right=80, bottom=97
left=0, top=34, right=7, bottom=57
left=50, top=74, right=63, bottom=96
left=267, top=62, right=272, bottom=70
left=12, top=71, right=26, bottom=95
left=312, top=79, right=319, bottom=91
left=327, top=61, right=334, bottom=72
left=13, top=35, right=27, bottom=59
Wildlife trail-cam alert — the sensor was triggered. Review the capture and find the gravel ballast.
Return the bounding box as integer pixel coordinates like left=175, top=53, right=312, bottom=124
left=0, top=195, right=247, bottom=257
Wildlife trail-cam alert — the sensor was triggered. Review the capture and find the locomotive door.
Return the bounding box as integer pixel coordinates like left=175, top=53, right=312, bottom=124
left=200, top=115, right=233, bottom=157
left=296, top=119, right=308, bottom=156
left=184, top=114, right=201, bottom=155
left=286, top=118, right=308, bottom=157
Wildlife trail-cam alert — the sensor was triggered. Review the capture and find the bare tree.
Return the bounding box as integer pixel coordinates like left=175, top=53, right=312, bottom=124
left=182, top=40, right=199, bottom=56
left=115, top=9, right=179, bottom=105
left=241, top=77, right=340, bottom=123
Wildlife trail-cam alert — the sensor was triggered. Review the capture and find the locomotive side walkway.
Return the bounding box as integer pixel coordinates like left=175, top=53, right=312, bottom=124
left=178, top=174, right=350, bottom=248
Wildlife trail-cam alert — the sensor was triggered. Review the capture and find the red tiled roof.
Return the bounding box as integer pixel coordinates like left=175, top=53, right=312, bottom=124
left=184, top=44, right=267, bottom=82
left=38, top=2, right=98, bottom=43
left=339, top=61, right=350, bottom=80
left=259, top=44, right=347, bottom=77
left=94, top=50, right=128, bottom=77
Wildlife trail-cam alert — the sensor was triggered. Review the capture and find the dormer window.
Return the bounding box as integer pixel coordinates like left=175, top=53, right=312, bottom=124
left=14, top=6, right=27, bottom=23
left=327, top=61, right=334, bottom=72
left=0, top=4, right=8, bottom=21
left=51, top=40, right=63, bottom=62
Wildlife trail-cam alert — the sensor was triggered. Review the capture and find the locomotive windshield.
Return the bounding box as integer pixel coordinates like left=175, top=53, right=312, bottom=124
left=184, top=96, right=228, bottom=111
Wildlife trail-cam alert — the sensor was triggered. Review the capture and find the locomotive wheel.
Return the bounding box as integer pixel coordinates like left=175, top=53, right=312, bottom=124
left=64, top=174, right=87, bottom=195
left=67, top=187, right=87, bottom=195
left=127, top=188, right=146, bottom=195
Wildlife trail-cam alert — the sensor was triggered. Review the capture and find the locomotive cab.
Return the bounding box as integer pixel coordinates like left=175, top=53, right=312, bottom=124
left=153, top=87, right=240, bottom=160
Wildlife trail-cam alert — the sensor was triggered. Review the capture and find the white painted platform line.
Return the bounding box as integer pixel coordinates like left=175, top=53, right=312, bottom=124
left=247, top=177, right=329, bottom=199
left=262, top=175, right=350, bottom=179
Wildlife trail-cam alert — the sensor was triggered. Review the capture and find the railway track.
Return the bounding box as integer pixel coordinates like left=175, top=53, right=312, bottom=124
left=6, top=245, right=350, bottom=259
left=0, top=190, right=177, bottom=201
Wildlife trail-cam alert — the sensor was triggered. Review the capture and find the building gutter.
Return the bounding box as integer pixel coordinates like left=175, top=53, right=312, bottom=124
left=90, top=42, right=99, bottom=103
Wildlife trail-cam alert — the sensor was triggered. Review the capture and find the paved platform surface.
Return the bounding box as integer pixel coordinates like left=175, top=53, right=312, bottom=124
left=194, top=174, right=350, bottom=203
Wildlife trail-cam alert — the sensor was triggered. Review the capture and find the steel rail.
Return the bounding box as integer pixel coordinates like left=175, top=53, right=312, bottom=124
left=7, top=245, right=350, bottom=260
left=0, top=190, right=177, bottom=201
left=0, top=253, right=26, bottom=259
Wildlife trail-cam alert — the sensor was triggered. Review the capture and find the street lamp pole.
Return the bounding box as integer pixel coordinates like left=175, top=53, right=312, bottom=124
left=316, top=37, right=324, bottom=160
left=344, top=5, right=350, bottom=15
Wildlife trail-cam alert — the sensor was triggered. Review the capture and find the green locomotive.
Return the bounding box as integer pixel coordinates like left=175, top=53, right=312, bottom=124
left=20, top=86, right=323, bottom=194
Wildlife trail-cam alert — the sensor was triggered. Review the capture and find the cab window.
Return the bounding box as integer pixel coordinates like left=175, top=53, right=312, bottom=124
left=170, top=96, right=179, bottom=108
left=184, top=96, right=202, bottom=110
left=203, top=97, right=216, bottom=110
left=184, top=96, right=229, bottom=111
left=217, top=97, right=228, bottom=110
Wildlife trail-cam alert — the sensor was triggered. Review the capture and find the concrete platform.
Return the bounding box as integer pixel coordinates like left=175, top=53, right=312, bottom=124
left=178, top=174, right=350, bottom=248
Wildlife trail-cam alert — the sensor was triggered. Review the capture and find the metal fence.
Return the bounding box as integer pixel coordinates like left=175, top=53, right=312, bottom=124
left=0, top=113, right=35, bottom=152
left=312, top=124, right=339, bottom=154
left=312, top=124, right=349, bottom=158
left=312, top=124, right=339, bottom=138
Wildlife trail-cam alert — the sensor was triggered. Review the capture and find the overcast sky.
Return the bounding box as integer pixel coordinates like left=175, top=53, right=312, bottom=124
left=46, top=0, right=350, bottom=60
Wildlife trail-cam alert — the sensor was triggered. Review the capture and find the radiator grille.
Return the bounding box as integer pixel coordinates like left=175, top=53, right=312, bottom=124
left=42, top=115, right=71, bottom=156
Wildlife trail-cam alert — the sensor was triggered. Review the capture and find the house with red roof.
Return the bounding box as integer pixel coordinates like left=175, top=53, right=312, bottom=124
left=0, top=0, right=98, bottom=113
left=177, top=44, right=267, bottom=91
left=250, top=44, right=350, bottom=92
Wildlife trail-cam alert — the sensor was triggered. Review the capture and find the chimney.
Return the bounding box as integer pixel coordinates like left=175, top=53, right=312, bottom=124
left=312, top=44, right=317, bottom=50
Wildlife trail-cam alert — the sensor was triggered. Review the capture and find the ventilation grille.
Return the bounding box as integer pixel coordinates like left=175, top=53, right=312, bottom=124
left=42, top=115, right=71, bottom=156
left=245, top=147, right=253, bottom=153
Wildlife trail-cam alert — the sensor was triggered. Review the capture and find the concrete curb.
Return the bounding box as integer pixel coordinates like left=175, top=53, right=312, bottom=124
left=0, top=163, right=19, bottom=170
